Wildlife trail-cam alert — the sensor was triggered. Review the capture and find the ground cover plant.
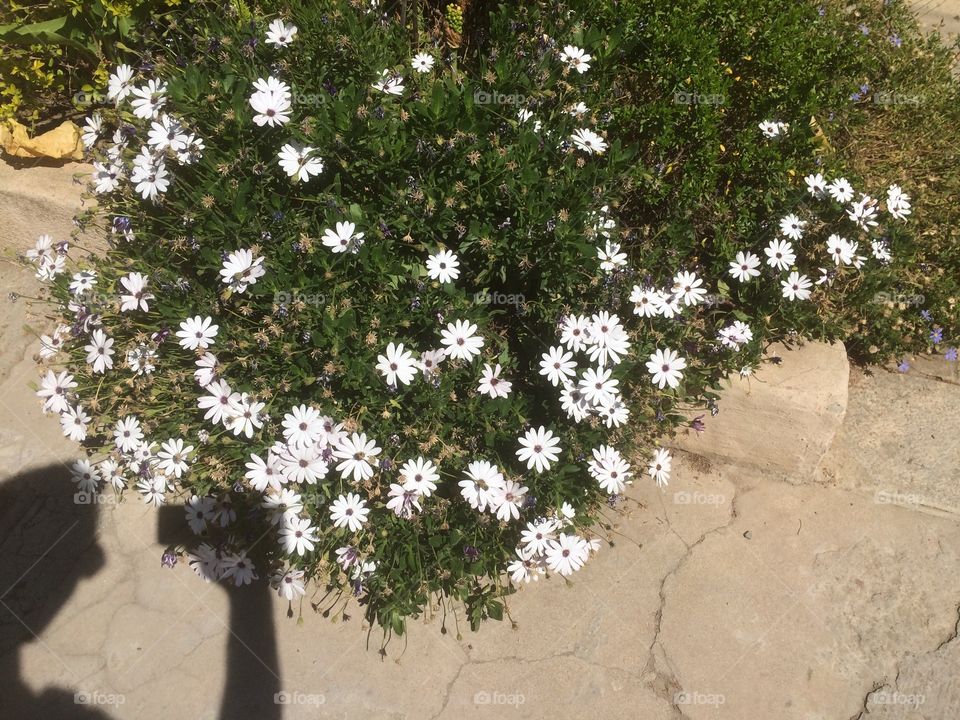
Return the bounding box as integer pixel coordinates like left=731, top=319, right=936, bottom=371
left=20, top=0, right=957, bottom=636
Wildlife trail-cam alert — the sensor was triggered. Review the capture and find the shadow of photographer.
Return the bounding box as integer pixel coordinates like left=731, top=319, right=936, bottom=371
left=0, top=464, right=282, bottom=719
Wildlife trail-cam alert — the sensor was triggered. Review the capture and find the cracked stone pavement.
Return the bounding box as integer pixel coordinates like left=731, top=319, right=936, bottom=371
left=2, top=150, right=960, bottom=718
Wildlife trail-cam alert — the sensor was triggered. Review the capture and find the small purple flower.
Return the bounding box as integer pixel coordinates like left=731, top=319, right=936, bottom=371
left=817, top=5, right=825, bottom=16
left=464, top=545, right=480, bottom=562
left=897, top=359, right=910, bottom=373
left=690, top=415, right=706, bottom=434
left=921, top=309, right=933, bottom=321
left=889, top=33, right=902, bottom=47
left=945, top=348, right=958, bottom=362
left=931, top=327, right=944, bottom=344
left=161, top=550, right=178, bottom=569
left=379, top=458, right=393, bottom=471
left=858, top=23, right=870, bottom=35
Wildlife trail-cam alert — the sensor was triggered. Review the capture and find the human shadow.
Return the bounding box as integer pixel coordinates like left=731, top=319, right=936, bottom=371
left=156, top=506, right=282, bottom=720
left=0, top=464, right=113, bottom=719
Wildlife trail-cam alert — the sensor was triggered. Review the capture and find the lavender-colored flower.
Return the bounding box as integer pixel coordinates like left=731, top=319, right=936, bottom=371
left=161, top=550, right=178, bottom=568
left=817, top=5, right=826, bottom=16
left=931, top=327, right=944, bottom=344
left=889, top=33, right=902, bottom=47
left=691, top=415, right=706, bottom=434
left=945, top=348, right=958, bottom=362
left=858, top=23, right=870, bottom=35
left=897, top=359, right=910, bottom=373
left=920, top=309, right=932, bottom=321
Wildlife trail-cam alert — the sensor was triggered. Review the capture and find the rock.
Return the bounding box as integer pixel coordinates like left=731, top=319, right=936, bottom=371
left=816, top=363, right=960, bottom=515
left=668, top=341, right=849, bottom=481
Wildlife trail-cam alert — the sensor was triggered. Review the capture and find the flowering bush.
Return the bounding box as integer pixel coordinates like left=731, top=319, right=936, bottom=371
left=22, top=0, right=946, bottom=634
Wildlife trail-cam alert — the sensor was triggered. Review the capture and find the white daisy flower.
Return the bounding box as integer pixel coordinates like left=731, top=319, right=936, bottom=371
left=399, top=457, right=440, bottom=497
left=826, top=177, right=855, bottom=203
left=61, top=404, right=91, bottom=442
left=329, top=493, right=370, bottom=532
left=490, top=480, right=528, bottom=522
left=185, top=495, right=216, bottom=534
left=265, top=18, right=298, bottom=47
left=177, top=315, right=219, bottom=350
left=539, top=346, right=576, bottom=387
left=386, top=483, right=422, bottom=518
left=219, top=248, right=266, bottom=293
left=672, top=270, right=707, bottom=306
left=516, top=426, right=561, bottom=473
left=804, top=172, right=826, bottom=197
left=372, top=69, right=404, bottom=96
left=764, top=238, right=796, bottom=271
left=560, top=314, right=591, bottom=352
left=728, top=250, right=761, bottom=282
left=279, top=517, right=318, bottom=556
left=781, top=271, right=813, bottom=301
left=559, top=45, right=592, bottom=73
left=826, top=234, right=856, bottom=266
left=544, top=533, right=589, bottom=576
left=648, top=448, right=672, bottom=487
left=598, top=240, right=627, bottom=272
left=273, top=568, right=306, bottom=600
left=107, top=64, right=135, bottom=104
left=629, top=285, right=659, bottom=317
left=245, top=451, right=284, bottom=493
left=282, top=404, right=324, bottom=448
left=426, top=249, right=460, bottom=283
left=411, top=53, right=434, bottom=73
left=578, top=366, right=619, bottom=407
left=440, top=319, right=484, bottom=361
left=130, top=79, right=167, bottom=119
left=376, top=342, right=418, bottom=386
left=459, top=460, right=505, bottom=512
left=321, top=221, right=365, bottom=254
left=779, top=213, right=806, bottom=240
left=279, top=444, right=328, bottom=484
left=478, top=363, right=512, bottom=399
left=83, top=328, right=114, bottom=374
left=262, top=488, right=303, bottom=525
left=886, top=184, right=911, bottom=220
left=277, top=143, right=324, bottom=182
left=227, top=393, right=265, bottom=438
left=570, top=128, right=607, bottom=155
left=37, top=369, right=76, bottom=414
left=119, top=272, right=154, bottom=312
left=646, top=347, right=687, bottom=389
left=333, top=433, right=382, bottom=482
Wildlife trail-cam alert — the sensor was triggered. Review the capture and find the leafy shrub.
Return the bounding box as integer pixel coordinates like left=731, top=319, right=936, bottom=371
left=0, top=0, right=190, bottom=128
left=22, top=0, right=953, bottom=636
